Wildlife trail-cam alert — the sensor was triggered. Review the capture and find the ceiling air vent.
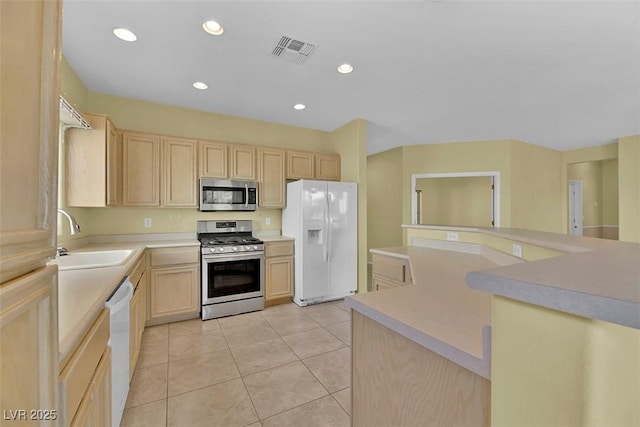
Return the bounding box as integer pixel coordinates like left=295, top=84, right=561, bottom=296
left=271, top=35, right=317, bottom=64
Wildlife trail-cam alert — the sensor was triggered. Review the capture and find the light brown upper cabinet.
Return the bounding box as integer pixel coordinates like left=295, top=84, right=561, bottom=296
left=67, top=113, right=120, bottom=207
left=257, top=147, right=286, bottom=208
left=122, top=132, right=161, bottom=206
left=315, top=153, right=341, bottom=181
left=161, top=137, right=197, bottom=207
left=199, top=140, right=228, bottom=178
left=286, top=150, right=315, bottom=180
left=230, top=144, right=256, bottom=180
left=286, top=150, right=341, bottom=181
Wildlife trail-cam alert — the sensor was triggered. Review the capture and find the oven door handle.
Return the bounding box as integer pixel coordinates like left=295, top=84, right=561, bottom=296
left=202, top=252, right=264, bottom=263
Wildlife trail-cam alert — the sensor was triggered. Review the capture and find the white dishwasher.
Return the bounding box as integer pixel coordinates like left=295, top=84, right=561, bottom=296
left=105, top=277, right=133, bottom=427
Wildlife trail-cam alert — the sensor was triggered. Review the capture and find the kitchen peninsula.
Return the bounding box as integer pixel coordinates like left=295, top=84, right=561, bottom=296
left=348, top=225, right=640, bottom=427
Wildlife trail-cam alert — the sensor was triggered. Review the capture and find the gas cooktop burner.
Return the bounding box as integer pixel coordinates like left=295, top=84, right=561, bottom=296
left=197, top=220, right=264, bottom=255
left=199, top=235, right=262, bottom=247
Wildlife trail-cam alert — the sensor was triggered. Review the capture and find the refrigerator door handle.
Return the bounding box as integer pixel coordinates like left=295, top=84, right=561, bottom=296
left=324, top=193, right=330, bottom=263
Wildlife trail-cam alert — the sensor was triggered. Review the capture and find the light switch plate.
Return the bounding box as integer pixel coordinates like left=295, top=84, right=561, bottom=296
left=512, top=244, right=523, bottom=258
left=447, top=232, right=459, bottom=241
left=144, top=218, right=152, bottom=228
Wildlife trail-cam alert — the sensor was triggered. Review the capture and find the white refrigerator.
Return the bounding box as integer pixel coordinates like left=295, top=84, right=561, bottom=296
left=282, top=180, right=358, bottom=306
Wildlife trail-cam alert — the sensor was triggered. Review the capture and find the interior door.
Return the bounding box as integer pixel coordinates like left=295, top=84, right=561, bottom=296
left=327, top=182, right=358, bottom=296
left=569, top=180, right=584, bottom=236
left=301, top=180, right=329, bottom=300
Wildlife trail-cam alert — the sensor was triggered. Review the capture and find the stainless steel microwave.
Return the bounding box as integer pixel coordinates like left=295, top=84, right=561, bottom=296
left=199, top=178, right=258, bottom=211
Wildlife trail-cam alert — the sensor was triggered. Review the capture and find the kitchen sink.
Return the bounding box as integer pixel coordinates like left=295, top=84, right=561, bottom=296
left=51, top=249, right=134, bottom=271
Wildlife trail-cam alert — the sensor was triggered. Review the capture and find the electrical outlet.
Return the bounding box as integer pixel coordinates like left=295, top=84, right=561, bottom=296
left=447, top=232, right=459, bottom=241
left=512, top=244, right=523, bottom=258
left=144, top=218, right=152, bottom=228
left=265, top=217, right=271, bottom=225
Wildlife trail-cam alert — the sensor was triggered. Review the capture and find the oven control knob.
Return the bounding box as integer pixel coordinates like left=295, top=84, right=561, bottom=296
left=209, top=248, right=215, bottom=254
left=219, top=247, right=225, bottom=252
left=232, top=246, right=238, bottom=251
left=244, top=245, right=251, bottom=251
left=253, top=245, right=258, bottom=250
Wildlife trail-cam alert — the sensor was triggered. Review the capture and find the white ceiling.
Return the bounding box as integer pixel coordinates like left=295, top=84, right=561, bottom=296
left=62, top=0, right=640, bottom=155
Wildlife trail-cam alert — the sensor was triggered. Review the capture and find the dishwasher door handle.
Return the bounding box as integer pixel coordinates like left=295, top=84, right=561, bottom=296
left=105, top=278, right=133, bottom=313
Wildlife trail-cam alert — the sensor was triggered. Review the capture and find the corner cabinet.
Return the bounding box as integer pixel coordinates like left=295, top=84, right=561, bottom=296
left=264, top=240, right=294, bottom=306
left=161, top=137, right=198, bottom=207
left=122, top=132, right=161, bottom=206
left=258, top=147, right=286, bottom=208
left=67, top=113, right=120, bottom=207
left=315, top=153, right=341, bottom=181
left=147, top=246, right=200, bottom=326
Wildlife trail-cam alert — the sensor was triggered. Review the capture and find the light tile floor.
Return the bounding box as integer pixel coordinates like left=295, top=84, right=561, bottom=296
left=121, top=300, right=352, bottom=427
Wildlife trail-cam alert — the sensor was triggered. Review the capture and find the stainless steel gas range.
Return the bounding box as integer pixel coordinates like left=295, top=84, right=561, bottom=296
left=197, top=220, right=264, bottom=320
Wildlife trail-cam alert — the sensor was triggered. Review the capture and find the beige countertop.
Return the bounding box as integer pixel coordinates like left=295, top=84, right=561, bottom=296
left=348, top=246, right=499, bottom=379
left=259, top=235, right=295, bottom=242
left=56, top=238, right=199, bottom=363
left=349, top=226, right=640, bottom=378
left=402, top=225, right=639, bottom=329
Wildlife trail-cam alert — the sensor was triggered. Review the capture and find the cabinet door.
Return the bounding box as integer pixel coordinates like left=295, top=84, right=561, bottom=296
left=315, top=153, right=341, bottom=181
left=286, top=150, right=315, bottom=179
left=150, top=265, right=199, bottom=319
left=199, top=141, right=228, bottom=178
left=122, top=132, right=160, bottom=206
left=90, top=348, right=111, bottom=427
left=0, top=266, right=58, bottom=426
left=265, top=256, right=294, bottom=301
left=0, top=0, right=60, bottom=283
left=70, top=383, right=94, bottom=427
left=129, top=286, right=141, bottom=378
left=258, top=147, right=286, bottom=208
left=162, top=137, right=197, bottom=207
left=230, top=144, right=256, bottom=180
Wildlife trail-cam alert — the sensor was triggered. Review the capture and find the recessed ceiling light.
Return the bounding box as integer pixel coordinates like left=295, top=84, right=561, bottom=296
left=113, top=28, right=137, bottom=42
left=337, top=63, right=354, bottom=74
left=193, top=82, right=208, bottom=90
left=203, top=20, right=224, bottom=36
left=293, top=104, right=306, bottom=110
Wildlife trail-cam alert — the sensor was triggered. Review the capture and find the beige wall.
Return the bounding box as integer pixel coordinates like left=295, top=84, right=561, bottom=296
left=402, top=140, right=513, bottom=227
left=60, top=57, right=88, bottom=110
left=367, top=148, right=403, bottom=255
left=328, top=119, right=368, bottom=293
left=417, top=176, right=493, bottom=227
left=510, top=140, right=563, bottom=233
left=618, top=135, right=640, bottom=243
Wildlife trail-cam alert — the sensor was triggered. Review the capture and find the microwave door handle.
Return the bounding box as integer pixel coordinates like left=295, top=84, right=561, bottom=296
left=245, top=184, right=249, bottom=208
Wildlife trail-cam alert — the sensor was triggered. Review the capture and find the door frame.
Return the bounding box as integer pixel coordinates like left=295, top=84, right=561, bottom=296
left=568, top=180, right=584, bottom=236
left=411, top=171, right=500, bottom=227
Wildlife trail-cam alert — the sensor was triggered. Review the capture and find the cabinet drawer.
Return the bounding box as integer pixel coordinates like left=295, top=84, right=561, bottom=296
left=372, top=276, right=402, bottom=291
left=150, top=247, right=199, bottom=267
left=371, top=254, right=412, bottom=283
left=265, top=241, right=294, bottom=258
left=60, top=309, right=110, bottom=424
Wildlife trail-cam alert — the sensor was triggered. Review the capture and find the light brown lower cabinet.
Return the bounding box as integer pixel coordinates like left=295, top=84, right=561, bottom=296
left=352, top=311, right=490, bottom=426
left=129, top=253, right=147, bottom=378
left=147, top=246, right=200, bottom=326
left=264, top=240, right=294, bottom=306
left=59, top=309, right=110, bottom=426
left=71, top=347, right=112, bottom=427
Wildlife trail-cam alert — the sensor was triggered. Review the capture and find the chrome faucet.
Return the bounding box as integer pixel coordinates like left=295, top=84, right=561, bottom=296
left=57, top=208, right=81, bottom=235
